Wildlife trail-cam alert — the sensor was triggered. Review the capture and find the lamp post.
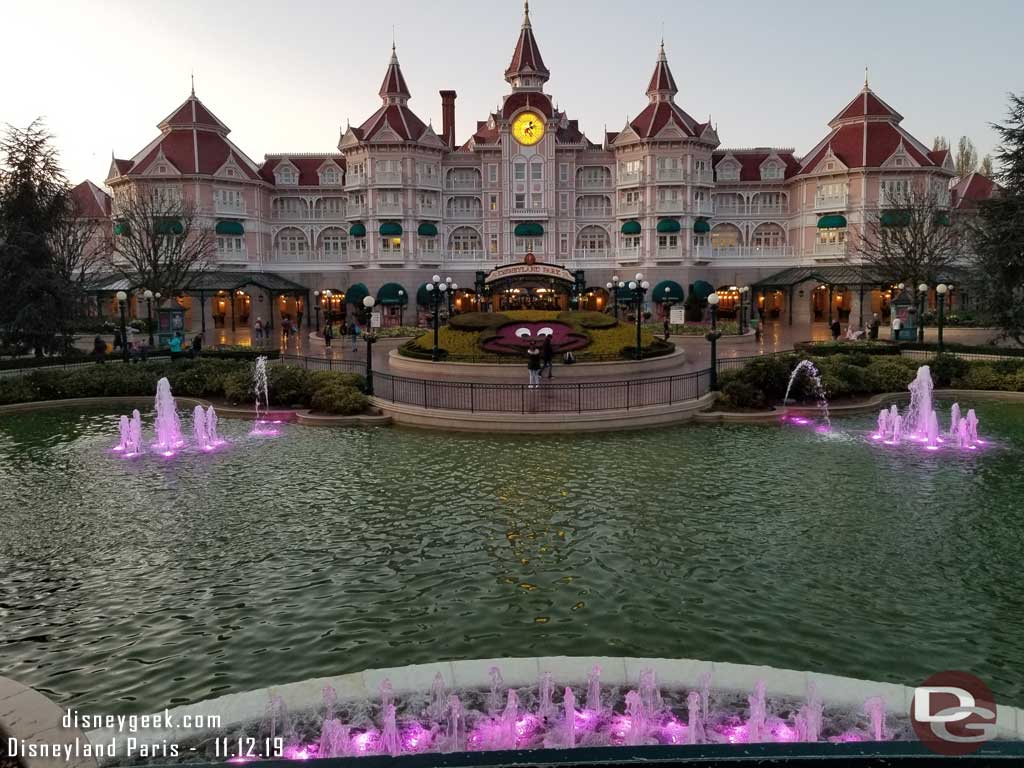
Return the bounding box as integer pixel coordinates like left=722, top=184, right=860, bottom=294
left=397, top=289, right=405, bottom=326
left=313, top=291, right=321, bottom=332
left=936, top=283, right=948, bottom=353
left=323, top=290, right=333, bottom=331
left=447, top=282, right=459, bottom=318
left=424, top=274, right=450, bottom=361
left=116, top=290, right=129, bottom=362
left=628, top=272, right=650, bottom=360
left=739, top=286, right=750, bottom=335
left=917, top=282, right=928, bottom=343
left=361, top=295, right=377, bottom=395
left=707, top=292, right=721, bottom=391
left=143, top=289, right=155, bottom=346
left=605, top=273, right=621, bottom=320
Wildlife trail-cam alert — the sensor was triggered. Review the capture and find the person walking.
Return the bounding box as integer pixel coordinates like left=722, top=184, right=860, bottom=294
left=526, top=341, right=542, bottom=389
left=830, top=318, right=841, bottom=340
left=663, top=316, right=671, bottom=341
left=323, top=322, right=333, bottom=348
left=869, top=313, right=880, bottom=341
left=191, top=333, right=203, bottom=358
left=540, top=334, right=554, bottom=379
left=169, top=331, right=183, bottom=354
left=112, top=328, right=122, bottom=351
left=351, top=322, right=360, bottom=352
left=93, top=335, right=106, bottom=363
left=254, top=317, right=263, bottom=341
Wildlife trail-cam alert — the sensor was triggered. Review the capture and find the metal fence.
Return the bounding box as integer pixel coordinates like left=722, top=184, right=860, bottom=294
left=279, top=355, right=370, bottom=375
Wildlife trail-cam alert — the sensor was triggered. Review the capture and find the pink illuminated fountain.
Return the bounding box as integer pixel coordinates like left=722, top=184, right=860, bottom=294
left=871, top=367, right=984, bottom=452
left=586, top=664, right=603, bottom=713
left=251, top=355, right=281, bottom=436
left=153, top=377, right=184, bottom=455
left=782, top=360, right=832, bottom=431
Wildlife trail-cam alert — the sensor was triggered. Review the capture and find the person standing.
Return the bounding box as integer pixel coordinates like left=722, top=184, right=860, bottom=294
left=540, top=334, right=554, bottom=379
left=254, top=317, right=263, bottom=340
left=830, top=318, right=841, bottom=340
left=351, top=322, right=360, bottom=352
left=191, top=333, right=203, bottom=358
left=169, top=331, right=183, bottom=353
left=526, top=341, right=542, bottom=389
left=323, top=322, right=333, bottom=348
left=93, top=335, right=106, bottom=363
left=869, top=313, right=880, bottom=341
left=663, top=316, right=671, bottom=341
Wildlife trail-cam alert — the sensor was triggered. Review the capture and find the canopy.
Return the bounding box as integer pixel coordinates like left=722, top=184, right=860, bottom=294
left=156, top=218, right=184, bottom=235
left=377, top=282, right=408, bottom=305
left=380, top=222, right=402, bottom=236
left=693, top=218, right=711, bottom=234
left=416, top=283, right=432, bottom=306
left=114, top=221, right=130, bottom=236
left=934, top=211, right=951, bottom=226
left=653, top=280, right=685, bottom=303
left=345, top=282, right=369, bottom=306
left=215, top=220, right=244, bottom=236
left=417, top=222, right=438, bottom=237
left=621, top=220, right=641, bottom=235
left=691, top=280, right=715, bottom=300
left=513, top=222, right=544, bottom=237
left=817, top=214, right=847, bottom=229
left=350, top=222, right=367, bottom=237
left=880, top=210, right=911, bottom=228
left=657, top=218, right=681, bottom=234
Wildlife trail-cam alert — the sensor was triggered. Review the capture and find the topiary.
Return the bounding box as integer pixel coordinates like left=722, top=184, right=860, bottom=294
left=741, top=355, right=796, bottom=402
left=267, top=365, right=313, bottom=406
left=310, top=383, right=369, bottom=415
left=310, top=370, right=366, bottom=393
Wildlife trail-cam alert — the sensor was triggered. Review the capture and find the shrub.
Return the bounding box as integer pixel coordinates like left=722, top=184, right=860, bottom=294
left=794, top=341, right=901, bottom=357
left=221, top=367, right=254, bottom=405
left=266, top=365, right=313, bottom=406
left=740, top=355, right=796, bottom=402
left=719, top=377, right=766, bottom=410
left=310, top=370, right=366, bottom=393
left=864, top=358, right=917, bottom=393
left=501, top=310, right=561, bottom=322
left=0, top=376, right=40, bottom=405
left=449, top=312, right=510, bottom=331
left=958, top=365, right=1003, bottom=391
left=930, top=354, right=970, bottom=387
left=374, top=326, right=426, bottom=338
left=817, top=357, right=870, bottom=397
left=310, top=383, right=369, bottom=415
left=561, top=310, right=616, bottom=329
left=991, top=358, right=1024, bottom=376
left=202, top=346, right=281, bottom=361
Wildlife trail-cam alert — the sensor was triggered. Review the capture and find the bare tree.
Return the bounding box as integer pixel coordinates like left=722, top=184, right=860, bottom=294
left=102, top=186, right=213, bottom=298
left=48, top=195, right=103, bottom=350
left=855, top=186, right=961, bottom=300
left=979, top=154, right=994, bottom=177
left=932, top=135, right=949, bottom=151
left=955, top=136, right=979, bottom=178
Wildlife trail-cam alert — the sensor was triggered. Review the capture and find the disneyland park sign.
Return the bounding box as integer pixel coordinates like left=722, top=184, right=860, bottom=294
left=484, top=262, right=576, bottom=285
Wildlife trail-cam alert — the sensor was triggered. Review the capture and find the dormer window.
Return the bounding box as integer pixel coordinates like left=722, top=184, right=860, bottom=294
left=826, top=162, right=835, bottom=172
left=716, top=164, right=739, bottom=182
left=320, top=167, right=340, bottom=185
left=226, top=169, right=235, bottom=177
left=276, top=167, right=298, bottom=185
left=761, top=163, right=782, bottom=180
left=894, top=158, right=905, bottom=167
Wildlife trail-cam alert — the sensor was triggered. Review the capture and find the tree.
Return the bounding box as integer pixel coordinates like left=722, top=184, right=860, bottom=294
left=969, top=93, right=1024, bottom=346
left=0, top=120, right=69, bottom=356
left=102, top=185, right=214, bottom=300
left=48, top=195, right=103, bottom=350
left=979, top=154, right=994, bottom=177
left=932, top=135, right=949, bottom=151
left=955, top=136, right=979, bottom=178
left=855, top=185, right=961, bottom=299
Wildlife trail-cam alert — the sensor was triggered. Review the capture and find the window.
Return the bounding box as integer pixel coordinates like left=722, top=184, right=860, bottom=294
left=320, top=166, right=340, bottom=185
left=576, top=227, right=608, bottom=251
left=321, top=231, right=347, bottom=257
left=880, top=178, right=909, bottom=204
left=158, top=164, right=167, bottom=174
left=488, top=164, right=498, bottom=183
left=559, top=163, right=569, bottom=183
left=559, top=233, right=569, bottom=254
left=693, top=234, right=707, bottom=248
left=449, top=228, right=482, bottom=253
left=419, top=237, right=437, bottom=253
left=353, top=237, right=367, bottom=252
left=489, top=194, right=498, bottom=212
left=559, top=193, right=568, bottom=212
left=380, top=236, right=402, bottom=252
left=623, top=235, right=640, bottom=249
left=514, top=193, right=526, bottom=210
left=825, top=161, right=835, bottom=172
left=217, top=236, right=244, bottom=254
left=816, top=228, right=847, bottom=246
left=817, top=182, right=846, bottom=199
left=151, top=185, right=181, bottom=205
left=620, top=159, right=641, bottom=177
left=716, top=163, right=739, bottom=181
left=514, top=237, right=543, bottom=254
left=761, top=163, right=782, bottom=180
left=447, top=197, right=481, bottom=217
left=216, top=188, right=243, bottom=210
left=277, top=230, right=308, bottom=255
left=531, top=192, right=543, bottom=209
left=657, top=234, right=678, bottom=249
left=489, top=234, right=499, bottom=254
left=694, top=159, right=707, bottom=172
left=752, top=225, right=784, bottom=248
left=530, top=162, right=543, bottom=181
left=319, top=197, right=345, bottom=217
left=514, top=163, right=526, bottom=182
left=276, top=167, right=297, bottom=185
left=894, top=158, right=905, bottom=167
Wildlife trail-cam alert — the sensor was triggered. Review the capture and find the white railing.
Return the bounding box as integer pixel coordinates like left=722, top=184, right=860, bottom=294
left=270, top=249, right=347, bottom=264
left=418, top=204, right=441, bottom=217
left=713, top=203, right=743, bottom=216
left=445, top=178, right=482, bottom=191
left=215, top=201, right=246, bottom=215
left=442, top=250, right=489, bottom=262
left=814, top=192, right=848, bottom=211
left=347, top=204, right=367, bottom=217
left=576, top=207, right=612, bottom=219
left=655, top=247, right=682, bottom=260
left=216, top=248, right=248, bottom=262
left=813, top=242, right=848, bottom=257
left=617, top=171, right=641, bottom=185
left=656, top=168, right=684, bottom=182
left=342, top=251, right=369, bottom=264
left=711, top=203, right=788, bottom=217
left=509, top=207, right=549, bottom=218
left=374, top=171, right=403, bottom=185
left=691, top=200, right=713, bottom=216
left=689, top=170, right=714, bottom=185
left=446, top=207, right=483, bottom=220
left=572, top=248, right=610, bottom=260
left=577, top=177, right=612, bottom=190
left=416, top=175, right=441, bottom=188
left=345, top=175, right=367, bottom=188
left=617, top=201, right=641, bottom=215
left=617, top=247, right=641, bottom=263
left=373, top=250, right=405, bottom=262
left=376, top=203, right=403, bottom=215
left=694, top=245, right=796, bottom=262
left=656, top=200, right=685, bottom=213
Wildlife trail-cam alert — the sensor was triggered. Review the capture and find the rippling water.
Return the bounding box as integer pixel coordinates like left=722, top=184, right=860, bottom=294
left=1, top=402, right=1023, bottom=713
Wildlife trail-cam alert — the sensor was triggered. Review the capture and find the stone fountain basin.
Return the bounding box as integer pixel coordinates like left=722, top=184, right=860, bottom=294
left=84, top=656, right=1024, bottom=759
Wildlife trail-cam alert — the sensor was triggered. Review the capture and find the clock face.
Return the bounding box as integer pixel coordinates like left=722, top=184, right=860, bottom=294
left=512, top=112, right=545, bottom=146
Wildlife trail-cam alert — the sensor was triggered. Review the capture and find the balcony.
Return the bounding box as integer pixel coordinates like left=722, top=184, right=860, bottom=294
left=346, top=204, right=367, bottom=218
left=313, top=207, right=347, bottom=221
left=374, top=171, right=403, bottom=185
left=442, top=250, right=489, bottom=263
left=617, top=201, right=641, bottom=215
left=271, top=209, right=312, bottom=221
left=445, top=178, right=482, bottom=191
left=373, top=249, right=405, bottom=264
left=509, top=207, right=550, bottom=219
left=655, top=168, right=684, bottom=182
left=417, top=249, right=442, bottom=266
left=713, top=203, right=743, bottom=216
left=689, top=170, right=714, bottom=185
left=270, top=249, right=313, bottom=263
left=812, top=242, right=848, bottom=259
left=446, top=207, right=483, bottom=221
left=576, top=207, right=612, bottom=219
left=617, top=171, right=641, bottom=186
left=215, top=201, right=246, bottom=215
left=656, top=199, right=684, bottom=213
left=342, top=250, right=368, bottom=265
left=691, top=200, right=713, bottom=216
left=655, top=247, right=684, bottom=262
left=376, top=202, right=403, bottom=216
left=617, top=247, right=641, bottom=264
left=749, top=203, right=787, bottom=216
left=577, top=177, right=612, bottom=190
left=693, top=245, right=797, bottom=263
left=416, top=174, right=441, bottom=189
left=345, top=175, right=367, bottom=189
left=418, top=204, right=441, bottom=218
left=814, top=191, right=848, bottom=211
left=571, top=248, right=611, bottom=261
left=216, top=248, right=248, bottom=263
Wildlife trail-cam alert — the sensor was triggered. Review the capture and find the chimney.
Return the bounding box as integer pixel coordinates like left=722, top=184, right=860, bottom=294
left=440, top=90, right=457, bottom=149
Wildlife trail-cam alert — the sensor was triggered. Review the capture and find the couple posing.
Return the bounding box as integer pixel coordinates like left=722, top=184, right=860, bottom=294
left=526, top=335, right=553, bottom=388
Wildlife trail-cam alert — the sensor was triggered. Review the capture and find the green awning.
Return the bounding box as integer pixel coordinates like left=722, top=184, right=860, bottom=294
left=215, top=220, right=244, bottom=236
left=156, top=218, right=184, bottom=235
left=350, top=222, right=366, bottom=238
left=380, top=221, right=403, bottom=236
left=817, top=214, right=847, bottom=229
left=691, top=280, right=715, bottom=300
left=514, top=222, right=544, bottom=237
left=377, top=282, right=408, bottom=305
left=934, top=211, right=951, bottom=226
left=614, top=282, right=634, bottom=301
left=880, top=210, right=911, bottom=228
left=416, top=283, right=432, bottom=306
left=653, top=280, right=685, bottom=303
left=114, top=221, right=130, bottom=236
left=345, top=282, right=369, bottom=306
left=657, top=218, right=681, bottom=233
left=621, top=220, right=641, bottom=235
left=417, top=222, right=438, bottom=237
left=693, top=218, right=711, bottom=234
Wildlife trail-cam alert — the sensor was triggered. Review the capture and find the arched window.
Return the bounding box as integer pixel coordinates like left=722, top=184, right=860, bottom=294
left=448, top=227, right=481, bottom=253
left=751, top=223, right=785, bottom=249
left=318, top=227, right=348, bottom=260
left=576, top=226, right=609, bottom=253
left=710, top=223, right=743, bottom=249
left=274, top=227, right=309, bottom=258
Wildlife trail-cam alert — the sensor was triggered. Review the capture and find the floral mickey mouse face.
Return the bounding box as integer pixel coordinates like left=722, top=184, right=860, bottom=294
left=482, top=321, right=589, bottom=355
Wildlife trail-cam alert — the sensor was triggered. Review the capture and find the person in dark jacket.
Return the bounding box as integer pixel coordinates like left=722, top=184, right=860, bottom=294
left=191, top=334, right=203, bottom=358
left=527, top=342, right=542, bottom=388
left=869, top=313, right=880, bottom=340
left=540, top=334, right=554, bottom=379
left=830, top=319, right=841, bottom=339
left=93, top=336, right=106, bottom=363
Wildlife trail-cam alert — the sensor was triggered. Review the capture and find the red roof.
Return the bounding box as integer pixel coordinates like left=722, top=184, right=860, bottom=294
left=646, top=43, right=678, bottom=96
left=260, top=156, right=345, bottom=187
left=505, top=2, right=548, bottom=81
left=500, top=91, right=554, bottom=120
left=629, top=101, right=700, bottom=139
left=928, top=149, right=950, bottom=166
left=470, top=119, right=500, bottom=145
left=112, top=159, right=133, bottom=175
left=355, top=103, right=429, bottom=142
left=379, top=46, right=410, bottom=99
left=159, top=94, right=230, bottom=133
left=712, top=150, right=801, bottom=181
left=951, top=172, right=999, bottom=209
left=829, top=87, right=903, bottom=126
left=69, top=180, right=111, bottom=218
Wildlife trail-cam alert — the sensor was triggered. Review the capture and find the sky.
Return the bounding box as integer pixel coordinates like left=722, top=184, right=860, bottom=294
left=4, top=0, right=1022, bottom=185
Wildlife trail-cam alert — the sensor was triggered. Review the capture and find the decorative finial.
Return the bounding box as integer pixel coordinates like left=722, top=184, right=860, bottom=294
left=864, top=65, right=869, bottom=88
left=190, top=72, right=195, bottom=96
left=522, top=0, right=531, bottom=27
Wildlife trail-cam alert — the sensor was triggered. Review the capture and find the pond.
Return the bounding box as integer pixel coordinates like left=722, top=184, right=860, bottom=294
left=1, top=400, right=1023, bottom=714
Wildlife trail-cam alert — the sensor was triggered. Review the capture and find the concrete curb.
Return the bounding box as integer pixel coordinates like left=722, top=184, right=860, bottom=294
left=0, top=676, right=97, bottom=768
left=74, top=656, right=1024, bottom=757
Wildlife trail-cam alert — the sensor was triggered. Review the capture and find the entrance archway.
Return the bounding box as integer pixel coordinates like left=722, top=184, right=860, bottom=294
left=483, top=258, right=577, bottom=312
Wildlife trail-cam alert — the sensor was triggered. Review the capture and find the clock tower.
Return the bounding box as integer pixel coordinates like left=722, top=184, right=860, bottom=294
left=505, top=1, right=549, bottom=92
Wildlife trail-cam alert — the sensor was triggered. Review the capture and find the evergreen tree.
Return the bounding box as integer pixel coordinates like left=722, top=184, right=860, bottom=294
left=0, top=121, right=68, bottom=356
left=970, top=93, right=1024, bottom=345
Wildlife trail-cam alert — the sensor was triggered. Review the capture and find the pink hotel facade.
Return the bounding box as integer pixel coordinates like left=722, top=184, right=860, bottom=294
left=98, top=2, right=957, bottom=328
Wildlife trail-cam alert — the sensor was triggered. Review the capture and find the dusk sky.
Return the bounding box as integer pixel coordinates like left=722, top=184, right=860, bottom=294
left=5, top=0, right=1022, bottom=184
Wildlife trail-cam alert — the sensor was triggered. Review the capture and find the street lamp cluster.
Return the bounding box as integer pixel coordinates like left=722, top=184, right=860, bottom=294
left=625, top=272, right=650, bottom=360
left=424, top=274, right=456, bottom=361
